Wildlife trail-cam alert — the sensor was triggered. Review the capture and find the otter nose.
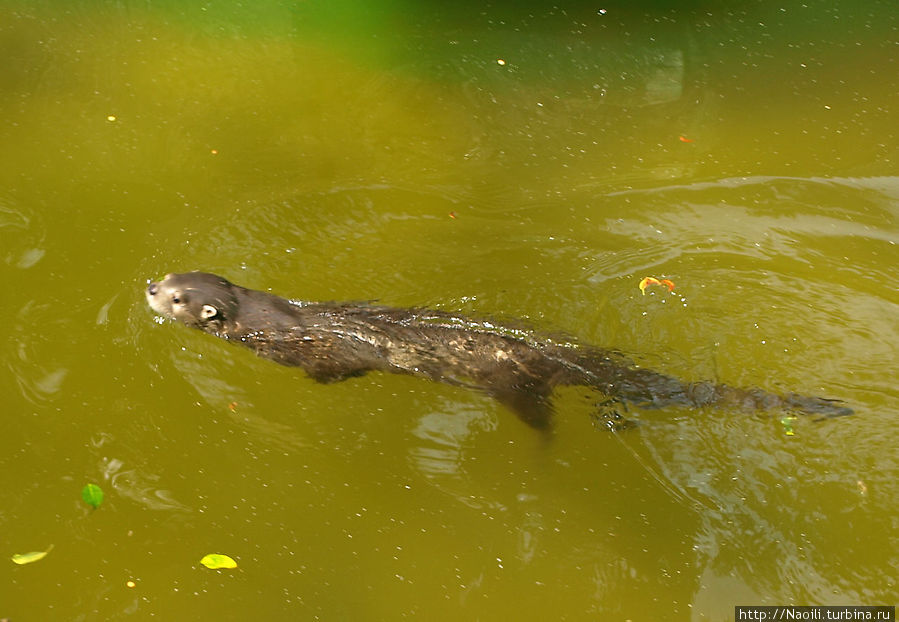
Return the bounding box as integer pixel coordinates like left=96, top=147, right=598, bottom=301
left=148, top=282, right=158, bottom=296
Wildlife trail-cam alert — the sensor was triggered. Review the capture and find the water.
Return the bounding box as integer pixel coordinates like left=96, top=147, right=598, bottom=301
left=1, top=1, right=896, bottom=619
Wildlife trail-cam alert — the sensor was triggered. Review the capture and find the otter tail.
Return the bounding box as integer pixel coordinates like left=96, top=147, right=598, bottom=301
left=685, top=382, right=854, bottom=419
left=564, top=351, right=853, bottom=421
left=780, top=392, right=854, bottom=419
left=544, top=346, right=854, bottom=425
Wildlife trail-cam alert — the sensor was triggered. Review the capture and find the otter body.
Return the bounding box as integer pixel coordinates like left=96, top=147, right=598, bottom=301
left=146, top=272, right=851, bottom=429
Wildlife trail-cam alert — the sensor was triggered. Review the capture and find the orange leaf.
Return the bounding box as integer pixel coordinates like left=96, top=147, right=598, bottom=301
left=639, top=276, right=675, bottom=295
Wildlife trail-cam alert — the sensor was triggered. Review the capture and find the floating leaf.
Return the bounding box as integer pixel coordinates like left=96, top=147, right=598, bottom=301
left=81, top=483, right=104, bottom=509
left=780, top=416, right=797, bottom=436
left=200, top=553, right=237, bottom=569
left=12, top=544, right=54, bottom=565
left=639, top=276, right=675, bottom=295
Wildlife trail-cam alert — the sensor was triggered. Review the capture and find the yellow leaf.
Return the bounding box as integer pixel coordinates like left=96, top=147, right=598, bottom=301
left=200, top=553, right=237, bottom=569
left=12, top=544, right=54, bottom=565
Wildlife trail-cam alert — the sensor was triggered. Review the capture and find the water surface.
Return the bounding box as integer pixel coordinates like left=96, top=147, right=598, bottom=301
left=1, top=1, right=896, bottom=619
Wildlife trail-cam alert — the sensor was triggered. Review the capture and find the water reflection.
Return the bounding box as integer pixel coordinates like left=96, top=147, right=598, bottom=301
left=634, top=394, right=896, bottom=606
left=168, top=351, right=311, bottom=453
left=8, top=300, right=71, bottom=406
left=101, top=456, right=191, bottom=512
left=0, top=198, right=46, bottom=270
left=408, top=401, right=497, bottom=508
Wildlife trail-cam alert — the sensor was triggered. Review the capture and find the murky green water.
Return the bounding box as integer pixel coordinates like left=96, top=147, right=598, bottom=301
left=1, top=1, right=896, bottom=619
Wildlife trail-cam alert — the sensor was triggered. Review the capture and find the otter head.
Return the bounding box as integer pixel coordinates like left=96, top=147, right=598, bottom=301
left=146, top=272, right=240, bottom=333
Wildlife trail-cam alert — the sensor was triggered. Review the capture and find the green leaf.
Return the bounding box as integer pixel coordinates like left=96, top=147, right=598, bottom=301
left=200, top=553, right=237, bottom=569
left=12, top=544, right=54, bottom=565
left=780, top=416, right=797, bottom=437
left=81, top=483, right=104, bottom=509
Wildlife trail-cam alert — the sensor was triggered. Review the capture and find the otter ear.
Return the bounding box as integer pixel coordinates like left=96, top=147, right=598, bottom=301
left=200, top=304, right=218, bottom=320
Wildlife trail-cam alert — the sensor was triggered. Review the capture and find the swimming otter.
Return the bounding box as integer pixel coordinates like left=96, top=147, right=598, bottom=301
left=145, top=271, right=852, bottom=430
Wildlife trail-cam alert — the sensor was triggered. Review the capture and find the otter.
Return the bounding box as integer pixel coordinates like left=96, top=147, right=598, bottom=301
left=145, top=271, right=852, bottom=430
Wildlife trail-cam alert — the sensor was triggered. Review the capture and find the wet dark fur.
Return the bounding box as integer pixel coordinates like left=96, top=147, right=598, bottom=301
left=146, top=272, right=852, bottom=430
